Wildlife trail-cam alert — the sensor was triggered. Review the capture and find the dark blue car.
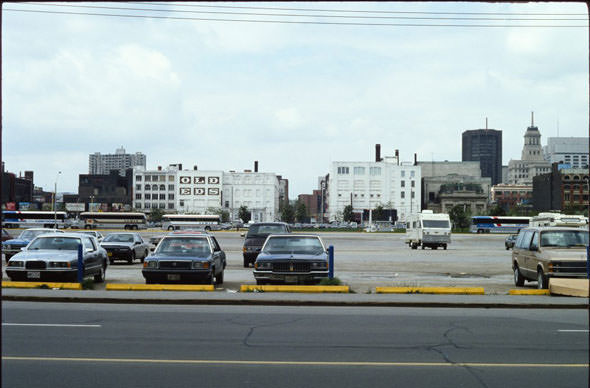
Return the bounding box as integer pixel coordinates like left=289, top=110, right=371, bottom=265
left=142, top=231, right=226, bottom=284
left=2, top=228, right=64, bottom=262
left=253, top=234, right=329, bottom=285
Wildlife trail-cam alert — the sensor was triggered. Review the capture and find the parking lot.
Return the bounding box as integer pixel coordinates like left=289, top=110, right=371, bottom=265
left=3, top=230, right=518, bottom=294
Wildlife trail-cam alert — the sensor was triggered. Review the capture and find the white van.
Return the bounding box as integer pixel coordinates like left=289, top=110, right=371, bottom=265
left=405, top=210, right=451, bottom=250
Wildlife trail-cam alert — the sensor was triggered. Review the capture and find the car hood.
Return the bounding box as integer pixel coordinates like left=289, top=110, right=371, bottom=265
left=101, top=242, right=134, bottom=248
left=149, top=254, right=212, bottom=261
left=11, top=250, right=77, bottom=261
left=256, top=252, right=327, bottom=261
left=3, top=238, right=31, bottom=246
left=541, top=248, right=588, bottom=261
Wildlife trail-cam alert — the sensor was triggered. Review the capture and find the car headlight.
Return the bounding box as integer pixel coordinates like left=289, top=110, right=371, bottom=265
left=49, top=262, right=71, bottom=268
left=255, top=261, right=272, bottom=270
left=7, top=260, right=24, bottom=267
left=143, top=261, right=158, bottom=269
left=311, top=261, right=328, bottom=270
left=192, top=261, right=210, bottom=269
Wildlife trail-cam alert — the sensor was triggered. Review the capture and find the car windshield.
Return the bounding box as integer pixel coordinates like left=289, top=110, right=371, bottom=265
left=262, top=236, right=324, bottom=255
left=28, top=237, right=81, bottom=250
left=540, top=230, right=588, bottom=248
left=422, top=220, right=450, bottom=228
left=103, top=234, right=134, bottom=243
left=19, top=230, right=57, bottom=240
left=155, top=237, right=211, bottom=256
left=247, top=224, right=287, bottom=237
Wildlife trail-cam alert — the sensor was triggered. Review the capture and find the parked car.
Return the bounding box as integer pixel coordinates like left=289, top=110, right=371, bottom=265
left=512, top=227, right=589, bottom=289
left=5, top=232, right=107, bottom=283
left=100, top=232, right=150, bottom=264
left=2, top=228, right=65, bottom=262
left=242, top=222, right=291, bottom=268
left=79, top=230, right=104, bottom=243
left=505, top=234, right=518, bottom=250
left=142, top=231, right=226, bottom=284
left=253, top=234, right=329, bottom=285
left=2, top=229, right=13, bottom=242
left=149, top=234, right=165, bottom=251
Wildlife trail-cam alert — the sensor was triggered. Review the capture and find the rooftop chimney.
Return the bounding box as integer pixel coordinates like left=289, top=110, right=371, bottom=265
left=254, top=161, right=259, bottom=173
left=375, top=144, right=382, bottom=162
left=395, top=149, right=399, bottom=165
left=157, top=166, right=162, bottom=171
left=193, top=165, right=198, bottom=170
left=414, top=153, right=418, bottom=166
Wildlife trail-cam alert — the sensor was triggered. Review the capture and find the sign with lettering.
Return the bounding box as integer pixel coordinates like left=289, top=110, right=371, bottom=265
left=208, top=177, right=220, bottom=185
left=194, top=188, right=206, bottom=195
left=208, top=188, right=220, bottom=195
left=179, top=188, right=191, bottom=195
left=195, top=176, right=206, bottom=184
left=179, top=176, right=191, bottom=184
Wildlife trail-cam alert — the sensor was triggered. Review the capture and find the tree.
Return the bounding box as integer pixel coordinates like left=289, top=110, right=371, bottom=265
left=208, top=207, right=230, bottom=222
left=372, top=205, right=386, bottom=221
left=343, top=205, right=354, bottom=223
left=449, top=205, right=470, bottom=230
left=281, top=202, right=295, bottom=224
left=238, top=206, right=251, bottom=224
left=488, top=205, right=506, bottom=217
left=149, top=208, right=165, bottom=223
left=295, top=201, right=307, bottom=223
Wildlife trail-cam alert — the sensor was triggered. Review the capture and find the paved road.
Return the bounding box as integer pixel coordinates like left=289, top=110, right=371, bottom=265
left=2, top=302, right=588, bottom=388
left=2, top=230, right=523, bottom=293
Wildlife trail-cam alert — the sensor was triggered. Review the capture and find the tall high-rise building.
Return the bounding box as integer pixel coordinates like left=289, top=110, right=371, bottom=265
left=543, top=137, right=589, bottom=169
left=89, top=146, right=146, bottom=176
left=462, top=126, right=502, bottom=185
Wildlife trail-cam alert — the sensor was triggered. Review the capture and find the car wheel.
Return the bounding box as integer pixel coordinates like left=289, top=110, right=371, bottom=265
left=506, top=245, right=509, bottom=250
left=109, top=258, right=114, bottom=265
left=243, top=257, right=250, bottom=268
left=537, top=269, right=548, bottom=289
left=141, top=250, right=148, bottom=263
left=421, top=245, right=425, bottom=250
left=168, top=226, right=174, bottom=231
left=128, top=251, right=135, bottom=264
left=216, top=270, right=224, bottom=285
left=513, top=266, right=525, bottom=287
left=443, top=244, right=447, bottom=250
left=94, top=265, right=106, bottom=283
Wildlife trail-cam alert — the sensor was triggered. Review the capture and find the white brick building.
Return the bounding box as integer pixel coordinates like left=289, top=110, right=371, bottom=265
left=222, top=171, right=280, bottom=222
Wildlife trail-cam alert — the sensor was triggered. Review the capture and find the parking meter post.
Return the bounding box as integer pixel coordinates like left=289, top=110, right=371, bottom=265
left=328, top=245, right=334, bottom=280
left=586, top=244, right=589, bottom=279
left=77, top=244, right=83, bottom=283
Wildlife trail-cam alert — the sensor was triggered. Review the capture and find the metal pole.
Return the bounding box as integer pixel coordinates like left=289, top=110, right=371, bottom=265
left=77, top=243, right=84, bottom=283
left=328, top=245, right=334, bottom=280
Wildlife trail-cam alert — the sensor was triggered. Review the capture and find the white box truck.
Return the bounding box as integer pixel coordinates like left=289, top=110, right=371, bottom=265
left=405, top=210, right=451, bottom=250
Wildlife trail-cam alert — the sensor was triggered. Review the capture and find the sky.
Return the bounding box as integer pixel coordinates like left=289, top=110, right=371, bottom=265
left=2, top=1, right=589, bottom=198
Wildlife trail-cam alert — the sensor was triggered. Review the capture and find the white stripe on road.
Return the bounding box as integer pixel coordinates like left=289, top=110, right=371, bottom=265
left=558, top=329, right=589, bottom=333
left=2, top=323, right=101, bottom=328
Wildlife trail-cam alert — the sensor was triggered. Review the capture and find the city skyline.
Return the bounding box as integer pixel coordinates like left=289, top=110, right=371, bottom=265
left=2, top=2, right=588, bottom=196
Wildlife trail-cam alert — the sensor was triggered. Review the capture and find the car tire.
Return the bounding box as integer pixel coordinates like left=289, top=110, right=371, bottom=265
left=128, top=251, right=135, bottom=264
left=243, top=257, right=249, bottom=268
left=443, top=244, right=447, bottom=250
left=141, top=250, right=148, bottom=263
left=109, top=258, right=114, bottom=265
left=513, top=266, right=525, bottom=287
left=94, top=265, right=106, bottom=283
left=421, top=245, right=425, bottom=250
left=506, top=245, right=509, bottom=250
left=537, top=269, right=548, bottom=289
left=216, top=270, right=224, bottom=285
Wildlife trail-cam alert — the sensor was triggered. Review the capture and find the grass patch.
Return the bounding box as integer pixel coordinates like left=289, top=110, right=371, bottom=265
left=318, top=277, right=342, bottom=286
left=81, top=279, right=95, bottom=290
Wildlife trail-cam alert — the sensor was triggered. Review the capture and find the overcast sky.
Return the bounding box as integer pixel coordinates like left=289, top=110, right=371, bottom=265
left=2, top=1, right=588, bottom=197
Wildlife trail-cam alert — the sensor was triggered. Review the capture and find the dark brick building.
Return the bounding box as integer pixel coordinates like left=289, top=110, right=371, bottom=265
left=78, top=169, right=133, bottom=211
left=533, top=163, right=589, bottom=211
left=2, top=168, right=34, bottom=209
left=462, top=128, right=503, bottom=185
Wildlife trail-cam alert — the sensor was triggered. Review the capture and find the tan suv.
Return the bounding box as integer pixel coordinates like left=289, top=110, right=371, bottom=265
left=512, top=227, right=588, bottom=289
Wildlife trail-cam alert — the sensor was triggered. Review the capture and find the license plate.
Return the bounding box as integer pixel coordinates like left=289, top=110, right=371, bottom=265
left=284, top=276, right=298, bottom=283
left=107, top=252, right=112, bottom=257
left=27, top=271, right=41, bottom=279
left=167, top=274, right=181, bottom=281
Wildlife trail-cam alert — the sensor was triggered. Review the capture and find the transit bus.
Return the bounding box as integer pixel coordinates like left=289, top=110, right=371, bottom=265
left=470, top=216, right=531, bottom=234
left=162, top=214, right=221, bottom=231
left=530, top=212, right=587, bottom=228
left=2, top=210, right=70, bottom=229
left=79, top=212, right=147, bottom=230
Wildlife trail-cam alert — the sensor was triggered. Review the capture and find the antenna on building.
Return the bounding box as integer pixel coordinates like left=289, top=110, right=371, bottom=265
left=485, top=117, right=488, bottom=130
left=557, top=118, right=560, bottom=137
left=531, top=111, right=534, bottom=127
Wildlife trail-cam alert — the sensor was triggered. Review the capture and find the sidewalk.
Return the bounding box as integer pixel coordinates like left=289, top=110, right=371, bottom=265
left=2, top=288, right=588, bottom=309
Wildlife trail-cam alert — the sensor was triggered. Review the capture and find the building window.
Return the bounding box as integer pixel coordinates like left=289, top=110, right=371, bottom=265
left=401, top=171, right=405, bottom=177
left=144, top=184, right=150, bottom=190
left=401, top=192, right=405, bottom=198
left=160, top=184, right=165, bottom=190
left=168, top=203, right=174, bottom=209
left=136, top=184, right=141, bottom=191
left=145, top=194, right=151, bottom=200
left=160, top=176, right=166, bottom=182
left=135, top=176, right=142, bottom=182
left=135, top=203, right=141, bottom=209
left=145, top=203, right=151, bottom=209
left=168, top=184, right=174, bottom=191
left=354, top=167, right=365, bottom=175
left=370, top=167, right=381, bottom=176
left=411, top=192, right=415, bottom=199
left=159, top=203, right=165, bottom=209
left=135, top=194, right=142, bottom=200
left=411, top=181, right=415, bottom=188
left=401, top=180, right=405, bottom=188
left=169, top=194, right=174, bottom=200
left=145, top=176, right=151, bottom=182
left=179, top=200, right=184, bottom=207
left=168, top=175, right=175, bottom=182
left=160, top=194, right=166, bottom=200
left=410, top=171, right=415, bottom=178
left=337, top=166, right=350, bottom=175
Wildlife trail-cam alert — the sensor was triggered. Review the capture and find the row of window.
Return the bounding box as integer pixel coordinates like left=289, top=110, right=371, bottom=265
left=135, top=193, right=174, bottom=200
left=135, top=202, right=175, bottom=209
left=136, top=184, right=175, bottom=191
left=337, top=166, right=417, bottom=177
left=337, top=192, right=415, bottom=199
left=135, top=175, right=175, bottom=182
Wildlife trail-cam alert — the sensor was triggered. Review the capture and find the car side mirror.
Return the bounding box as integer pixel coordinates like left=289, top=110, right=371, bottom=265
left=240, top=233, right=245, bottom=238
left=530, top=246, right=538, bottom=252
left=135, top=241, right=140, bottom=245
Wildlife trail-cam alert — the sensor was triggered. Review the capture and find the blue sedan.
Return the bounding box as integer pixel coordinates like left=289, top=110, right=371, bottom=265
left=253, top=234, right=329, bottom=285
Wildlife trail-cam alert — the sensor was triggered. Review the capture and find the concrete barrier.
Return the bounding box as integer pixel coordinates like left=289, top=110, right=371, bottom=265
left=376, top=287, right=485, bottom=295
left=508, top=289, right=550, bottom=296
left=549, top=278, right=589, bottom=298
left=2, top=281, right=82, bottom=290
left=106, top=284, right=215, bottom=292
left=240, top=285, right=349, bottom=293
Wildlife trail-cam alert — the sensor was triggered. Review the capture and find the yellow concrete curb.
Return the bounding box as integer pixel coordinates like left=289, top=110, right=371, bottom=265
left=508, top=289, right=550, bottom=296
left=240, top=285, right=349, bottom=293
left=375, top=287, right=485, bottom=295
left=106, top=284, right=215, bottom=292
left=2, top=281, right=82, bottom=290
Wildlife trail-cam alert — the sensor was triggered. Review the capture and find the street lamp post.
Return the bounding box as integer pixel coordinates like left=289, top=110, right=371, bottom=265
left=53, top=171, right=62, bottom=227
